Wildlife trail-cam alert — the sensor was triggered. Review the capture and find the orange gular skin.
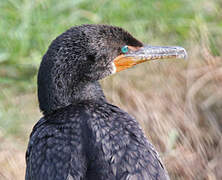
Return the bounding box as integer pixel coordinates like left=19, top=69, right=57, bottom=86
left=114, top=55, right=146, bottom=72
left=114, top=46, right=143, bottom=72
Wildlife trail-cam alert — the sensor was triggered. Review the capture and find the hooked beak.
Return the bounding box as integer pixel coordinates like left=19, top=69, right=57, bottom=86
left=114, top=45, right=187, bottom=72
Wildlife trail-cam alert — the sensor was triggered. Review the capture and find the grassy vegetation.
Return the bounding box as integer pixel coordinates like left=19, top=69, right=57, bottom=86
left=0, top=0, right=222, bottom=179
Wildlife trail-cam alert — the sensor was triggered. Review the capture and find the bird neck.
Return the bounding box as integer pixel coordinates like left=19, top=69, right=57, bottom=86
left=71, top=81, right=106, bottom=104
left=38, top=80, right=106, bottom=115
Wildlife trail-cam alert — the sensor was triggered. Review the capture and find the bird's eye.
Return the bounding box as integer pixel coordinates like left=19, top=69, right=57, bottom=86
left=121, top=45, right=128, bottom=53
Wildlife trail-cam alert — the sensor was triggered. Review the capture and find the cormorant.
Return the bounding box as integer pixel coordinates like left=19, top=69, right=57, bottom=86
left=25, top=24, right=187, bottom=180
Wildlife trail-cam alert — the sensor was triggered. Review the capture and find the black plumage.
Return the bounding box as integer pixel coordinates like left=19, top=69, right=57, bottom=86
left=26, top=24, right=171, bottom=180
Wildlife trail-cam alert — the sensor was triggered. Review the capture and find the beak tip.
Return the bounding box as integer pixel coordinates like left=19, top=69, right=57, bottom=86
left=177, top=47, right=188, bottom=60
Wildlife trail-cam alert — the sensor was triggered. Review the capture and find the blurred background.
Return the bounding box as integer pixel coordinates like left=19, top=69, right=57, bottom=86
left=0, top=0, right=222, bottom=179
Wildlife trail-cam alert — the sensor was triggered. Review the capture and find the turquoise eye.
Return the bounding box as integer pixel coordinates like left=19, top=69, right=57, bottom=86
left=121, top=45, right=128, bottom=53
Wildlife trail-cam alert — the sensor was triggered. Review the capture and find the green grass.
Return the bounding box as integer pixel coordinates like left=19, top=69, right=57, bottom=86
left=0, top=0, right=221, bottom=80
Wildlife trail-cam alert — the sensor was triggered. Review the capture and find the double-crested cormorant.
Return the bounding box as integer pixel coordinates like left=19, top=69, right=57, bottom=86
left=26, top=24, right=187, bottom=180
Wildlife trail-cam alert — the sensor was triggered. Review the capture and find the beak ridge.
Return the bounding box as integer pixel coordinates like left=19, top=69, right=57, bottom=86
left=126, top=45, right=187, bottom=60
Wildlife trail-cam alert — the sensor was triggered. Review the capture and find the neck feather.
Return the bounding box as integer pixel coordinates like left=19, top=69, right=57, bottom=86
left=38, top=73, right=106, bottom=115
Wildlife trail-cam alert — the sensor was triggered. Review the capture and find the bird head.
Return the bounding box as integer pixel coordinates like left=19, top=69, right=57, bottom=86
left=60, top=25, right=187, bottom=81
